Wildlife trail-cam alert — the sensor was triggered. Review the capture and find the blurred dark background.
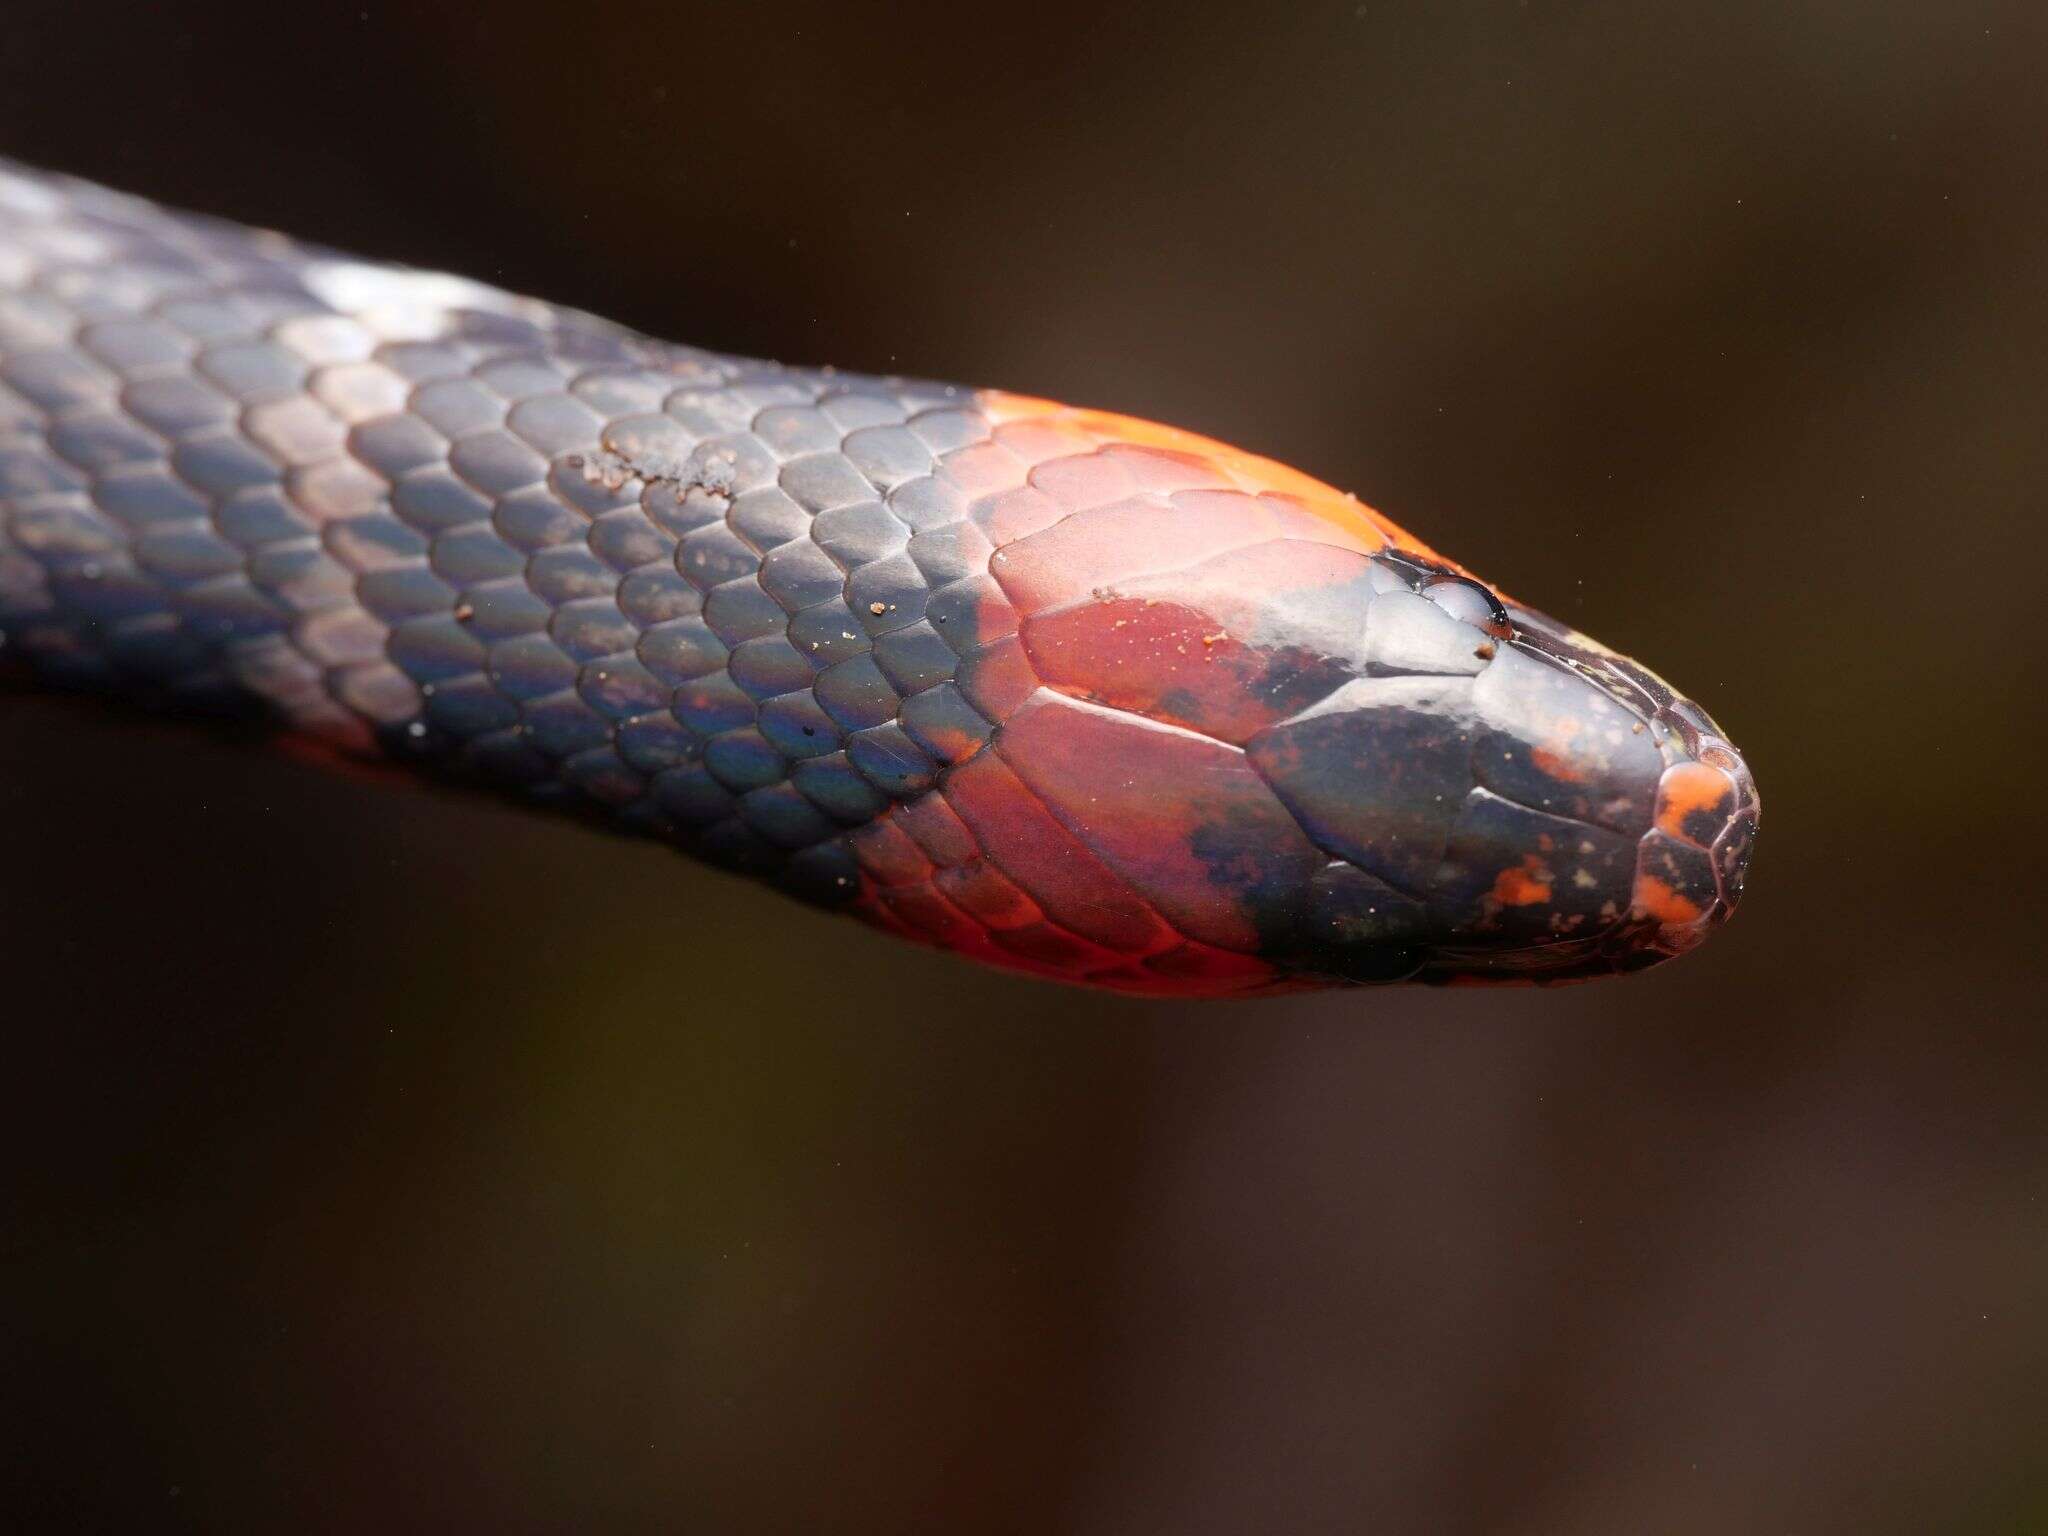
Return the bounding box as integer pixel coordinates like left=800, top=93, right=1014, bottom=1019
left=2, top=2, right=2043, bottom=1531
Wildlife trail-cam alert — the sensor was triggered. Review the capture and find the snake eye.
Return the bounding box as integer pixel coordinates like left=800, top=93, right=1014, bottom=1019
left=1423, top=575, right=1511, bottom=638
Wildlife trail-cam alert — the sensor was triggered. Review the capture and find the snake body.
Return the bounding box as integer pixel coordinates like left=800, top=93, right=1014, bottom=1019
left=0, top=163, right=1756, bottom=995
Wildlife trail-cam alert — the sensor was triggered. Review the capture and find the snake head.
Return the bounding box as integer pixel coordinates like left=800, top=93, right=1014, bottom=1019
left=976, top=469, right=1757, bottom=989
left=1235, top=556, right=1758, bottom=984
left=869, top=397, right=1767, bottom=993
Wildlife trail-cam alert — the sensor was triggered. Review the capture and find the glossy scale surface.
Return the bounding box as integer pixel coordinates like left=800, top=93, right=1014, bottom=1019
left=0, top=163, right=1756, bottom=995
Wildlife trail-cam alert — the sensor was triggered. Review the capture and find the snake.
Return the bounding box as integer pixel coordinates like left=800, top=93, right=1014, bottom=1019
left=0, top=161, right=1756, bottom=997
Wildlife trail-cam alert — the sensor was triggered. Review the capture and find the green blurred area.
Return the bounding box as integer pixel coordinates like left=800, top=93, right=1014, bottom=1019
left=2, top=1, right=2044, bottom=1531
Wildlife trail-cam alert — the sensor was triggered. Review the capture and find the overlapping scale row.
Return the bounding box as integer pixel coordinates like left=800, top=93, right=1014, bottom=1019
left=0, top=162, right=1755, bottom=994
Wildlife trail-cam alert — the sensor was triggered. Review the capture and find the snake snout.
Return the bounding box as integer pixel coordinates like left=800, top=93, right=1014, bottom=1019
left=1438, top=604, right=1761, bottom=979
left=1630, top=710, right=1759, bottom=955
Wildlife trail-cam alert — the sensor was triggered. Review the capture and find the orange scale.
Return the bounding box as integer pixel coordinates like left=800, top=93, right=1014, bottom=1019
left=933, top=438, right=1029, bottom=499
left=1115, top=536, right=1382, bottom=637
left=1158, top=489, right=1284, bottom=548
left=854, top=882, right=1026, bottom=976
left=847, top=885, right=913, bottom=940
left=1655, top=761, right=1737, bottom=846
left=991, top=920, right=1129, bottom=974
left=980, top=389, right=1447, bottom=567
left=987, top=415, right=1099, bottom=464
left=935, top=859, right=1043, bottom=930
left=994, top=691, right=1324, bottom=954
left=955, top=634, right=1041, bottom=724
left=902, top=697, right=991, bottom=766
left=845, top=813, right=933, bottom=886
left=1488, top=856, right=1555, bottom=909
left=1632, top=871, right=1705, bottom=927
left=1098, top=440, right=1237, bottom=494
left=876, top=880, right=988, bottom=952
left=1022, top=600, right=1286, bottom=746
left=971, top=483, right=1066, bottom=546
left=989, top=493, right=1269, bottom=615
left=894, top=787, right=981, bottom=865
left=938, top=750, right=1174, bottom=954
left=1025, top=450, right=1141, bottom=513
left=1253, top=497, right=1381, bottom=556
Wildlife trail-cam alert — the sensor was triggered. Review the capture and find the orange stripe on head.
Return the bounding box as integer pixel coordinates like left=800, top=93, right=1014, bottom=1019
left=977, top=390, right=1454, bottom=569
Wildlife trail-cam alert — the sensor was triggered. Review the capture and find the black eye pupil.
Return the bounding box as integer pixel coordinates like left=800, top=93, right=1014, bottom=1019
left=1423, top=575, right=1511, bottom=636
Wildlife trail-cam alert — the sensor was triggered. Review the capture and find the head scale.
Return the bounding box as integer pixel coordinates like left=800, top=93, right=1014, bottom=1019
left=961, top=395, right=1757, bottom=990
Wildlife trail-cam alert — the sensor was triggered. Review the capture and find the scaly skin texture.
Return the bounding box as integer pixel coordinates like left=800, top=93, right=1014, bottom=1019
left=0, top=163, right=1756, bottom=996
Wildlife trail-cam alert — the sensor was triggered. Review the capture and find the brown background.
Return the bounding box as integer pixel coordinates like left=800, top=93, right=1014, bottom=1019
left=2, top=2, right=2043, bottom=1531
